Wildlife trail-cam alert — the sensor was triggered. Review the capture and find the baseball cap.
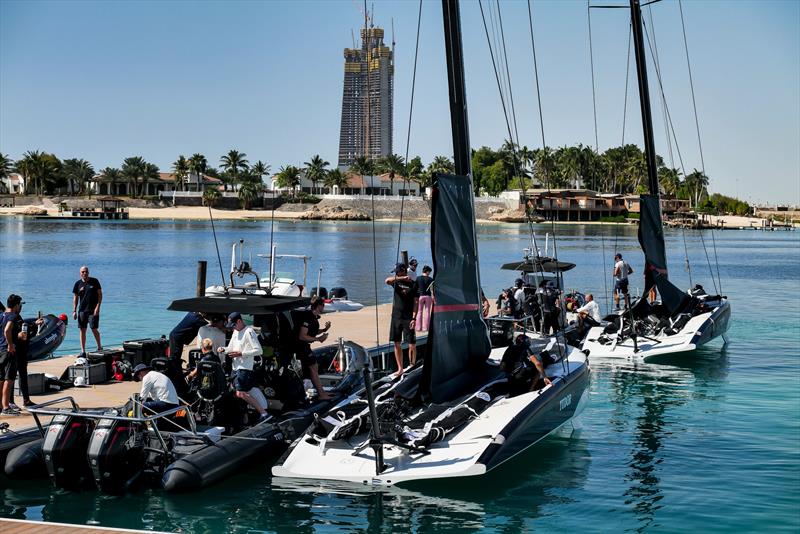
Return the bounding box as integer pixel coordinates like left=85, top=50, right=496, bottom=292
left=7, top=294, right=24, bottom=307
left=226, top=312, right=243, bottom=328
left=392, top=263, right=407, bottom=273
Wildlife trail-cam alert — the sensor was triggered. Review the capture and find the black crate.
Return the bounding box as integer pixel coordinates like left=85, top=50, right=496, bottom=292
left=87, top=348, right=125, bottom=380
left=15, top=373, right=46, bottom=395
left=68, top=363, right=107, bottom=385
left=123, top=338, right=168, bottom=366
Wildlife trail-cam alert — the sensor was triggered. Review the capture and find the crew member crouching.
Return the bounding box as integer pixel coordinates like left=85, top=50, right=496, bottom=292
left=133, top=363, right=180, bottom=414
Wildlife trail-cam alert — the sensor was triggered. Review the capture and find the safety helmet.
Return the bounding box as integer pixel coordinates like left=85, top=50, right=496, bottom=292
left=74, top=376, right=87, bottom=387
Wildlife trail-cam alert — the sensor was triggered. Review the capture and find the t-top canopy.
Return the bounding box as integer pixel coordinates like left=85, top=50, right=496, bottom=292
left=500, top=258, right=576, bottom=273
left=168, top=294, right=309, bottom=315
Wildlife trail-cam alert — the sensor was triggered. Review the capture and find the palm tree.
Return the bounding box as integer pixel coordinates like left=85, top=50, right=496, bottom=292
left=188, top=153, right=208, bottom=191
left=143, top=162, right=160, bottom=197
left=17, top=151, right=61, bottom=196
left=405, top=156, right=427, bottom=191
left=238, top=174, right=261, bottom=209
left=121, top=156, right=146, bottom=197
left=658, top=167, right=681, bottom=197
left=533, top=147, right=555, bottom=188
left=61, top=158, right=95, bottom=195
left=0, top=153, right=12, bottom=194
left=428, top=155, right=455, bottom=175
left=377, top=154, right=405, bottom=195
left=324, top=168, right=348, bottom=193
left=202, top=187, right=221, bottom=207
left=304, top=155, right=329, bottom=195
left=220, top=150, right=249, bottom=191
left=348, top=156, right=377, bottom=194
left=251, top=160, right=270, bottom=188
left=100, top=167, right=122, bottom=195
left=172, top=155, right=190, bottom=192
left=275, top=165, right=301, bottom=198
left=684, top=169, right=709, bottom=208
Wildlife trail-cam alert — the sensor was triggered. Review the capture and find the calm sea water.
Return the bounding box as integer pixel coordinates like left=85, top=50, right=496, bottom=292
left=1, top=217, right=798, bottom=533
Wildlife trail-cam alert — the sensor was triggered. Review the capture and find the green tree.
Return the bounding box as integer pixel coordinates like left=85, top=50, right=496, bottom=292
left=684, top=169, right=710, bottom=208
left=172, top=155, right=189, bottom=192
left=275, top=165, right=301, bottom=198
left=0, top=153, right=12, bottom=193
left=324, top=168, right=348, bottom=192
left=61, top=158, right=95, bottom=195
left=121, top=156, right=146, bottom=198
left=251, top=160, right=270, bottom=188
left=100, top=167, right=122, bottom=195
left=220, top=150, right=249, bottom=191
left=377, top=153, right=405, bottom=194
left=348, top=156, right=377, bottom=193
left=304, top=155, right=329, bottom=195
left=237, top=173, right=262, bottom=209
left=17, top=151, right=62, bottom=196
left=658, top=166, right=681, bottom=197
left=188, top=153, right=208, bottom=191
left=202, top=187, right=221, bottom=207
left=405, top=156, right=427, bottom=190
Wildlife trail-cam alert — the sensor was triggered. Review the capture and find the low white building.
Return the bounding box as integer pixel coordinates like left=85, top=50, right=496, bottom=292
left=0, top=172, right=25, bottom=195
left=272, top=172, right=421, bottom=197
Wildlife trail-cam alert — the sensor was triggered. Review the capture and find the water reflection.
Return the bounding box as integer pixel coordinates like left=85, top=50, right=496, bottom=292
left=605, top=351, right=729, bottom=532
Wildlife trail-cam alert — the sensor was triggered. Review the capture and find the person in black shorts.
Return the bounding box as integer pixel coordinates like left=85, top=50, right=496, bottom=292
left=0, top=294, right=24, bottom=416
left=385, top=263, right=418, bottom=376
left=72, top=266, right=103, bottom=356
left=295, top=296, right=332, bottom=400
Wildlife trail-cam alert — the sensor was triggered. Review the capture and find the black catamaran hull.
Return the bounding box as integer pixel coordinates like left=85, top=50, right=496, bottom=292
left=691, top=300, right=731, bottom=348
left=477, top=364, right=590, bottom=472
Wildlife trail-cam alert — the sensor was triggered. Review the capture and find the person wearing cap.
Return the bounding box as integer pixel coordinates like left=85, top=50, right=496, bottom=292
left=72, top=266, right=103, bottom=357
left=385, top=263, right=419, bottom=376
left=133, top=363, right=180, bottom=414
left=169, top=311, right=208, bottom=363
left=415, top=266, right=434, bottom=332
left=0, top=295, right=24, bottom=415
left=221, top=312, right=269, bottom=422
left=407, top=258, right=419, bottom=282
left=613, top=253, right=633, bottom=310
left=513, top=278, right=526, bottom=319
left=536, top=280, right=561, bottom=335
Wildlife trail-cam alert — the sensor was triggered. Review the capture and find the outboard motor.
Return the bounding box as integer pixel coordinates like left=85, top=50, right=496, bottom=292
left=311, top=287, right=328, bottom=299
left=87, top=409, right=146, bottom=494
left=329, top=287, right=348, bottom=299
left=42, top=413, right=95, bottom=489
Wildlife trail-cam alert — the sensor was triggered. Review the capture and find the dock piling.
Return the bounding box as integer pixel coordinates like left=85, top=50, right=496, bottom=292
left=196, top=261, right=207, bottom=297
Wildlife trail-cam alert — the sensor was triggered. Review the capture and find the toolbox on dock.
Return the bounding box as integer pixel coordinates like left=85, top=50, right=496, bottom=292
left=68, top=363, right=107, bottom=385
left=123, top=338, right=168, bottom=366
left=87, top=348, right=125, bottom=379
left=15, top=373, right=46, bottom=395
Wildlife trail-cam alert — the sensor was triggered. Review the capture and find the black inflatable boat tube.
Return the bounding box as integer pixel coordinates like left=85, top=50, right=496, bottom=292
left=161, top=421, right=286, bottom=493
left=4, top=438, right=47, bottom=479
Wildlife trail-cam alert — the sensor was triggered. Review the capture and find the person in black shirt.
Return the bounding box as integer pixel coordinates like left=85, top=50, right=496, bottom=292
left=500, top=334, right=551, bottom=396
left=385, top=263, right=418, bottom=376
left=295, top=296, right=332, bottom=400
left=0, top=294, right=24, bottom=415
left=536, top=280, right=561, bottom=335
left=169, top=311, right=208, bottom=362
left=415, top=265, right=434, bottom=332
left=72, top=266, right=103, bottom=356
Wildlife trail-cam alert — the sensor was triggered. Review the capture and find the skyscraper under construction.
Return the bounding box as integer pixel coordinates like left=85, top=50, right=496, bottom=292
left=337, top=25, right=394, bottom=170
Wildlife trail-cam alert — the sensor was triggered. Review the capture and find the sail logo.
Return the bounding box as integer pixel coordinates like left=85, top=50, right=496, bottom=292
left=559, top=394, right=572, bottom=411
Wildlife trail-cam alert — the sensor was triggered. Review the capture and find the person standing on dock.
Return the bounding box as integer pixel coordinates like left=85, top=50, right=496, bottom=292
left=385, top=263, right=418, bottom=376
left=72, top=266, right=103, bottom=357
left=0, top=294, right=24, bottom=416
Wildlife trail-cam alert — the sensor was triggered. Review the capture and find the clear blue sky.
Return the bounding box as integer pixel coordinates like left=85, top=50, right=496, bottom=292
left=1, top=0, right=797, bottom=205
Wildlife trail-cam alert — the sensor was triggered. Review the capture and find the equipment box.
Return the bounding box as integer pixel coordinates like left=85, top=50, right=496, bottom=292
left=487, top=316, right=516, bottom=348
left=15, top=373, right=46, bottom=395
left=123, top=338, right=168, bottom=366
left=68, top=363, right=107, bottom=385
left=87, top=348, right=125, bottom=379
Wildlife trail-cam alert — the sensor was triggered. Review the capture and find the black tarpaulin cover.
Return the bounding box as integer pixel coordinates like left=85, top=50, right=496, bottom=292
left=500, top=258, right=576, bottom=273
left=422, top=173, right=492, bottom=403
left=167, top=294, right=309, bottom=315
left=637, top=194, right=689, bottom=315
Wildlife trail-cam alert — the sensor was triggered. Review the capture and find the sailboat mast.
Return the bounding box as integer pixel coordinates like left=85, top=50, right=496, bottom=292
left=629, top=0, right=660, bottom=197
left=442, top=0, right=472, bottom=177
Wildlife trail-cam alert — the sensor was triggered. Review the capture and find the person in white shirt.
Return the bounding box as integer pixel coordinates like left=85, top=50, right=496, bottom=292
left=407, top=258, right=419, bottom=282
left=513, top=278, right=526, bottom=318
left=197, top=315, right=226, bottom=364
left=133, top=364, right=179, bottom=414
left=613, top=253, right=633, bottom=310
left=577, top=293, right=602, bottom=330
left=222, top=312, right=269, bottom=422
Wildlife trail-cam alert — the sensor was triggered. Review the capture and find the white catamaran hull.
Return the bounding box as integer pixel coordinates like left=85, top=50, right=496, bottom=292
left=272, top=352, right=589, bottom=486
left=581, top=300, right=730, bottom=362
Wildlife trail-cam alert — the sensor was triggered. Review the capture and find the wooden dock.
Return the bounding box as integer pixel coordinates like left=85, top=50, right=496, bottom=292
left=1, top=303, right=394, bottom=432
left=0, top=518, right=170, bottom=534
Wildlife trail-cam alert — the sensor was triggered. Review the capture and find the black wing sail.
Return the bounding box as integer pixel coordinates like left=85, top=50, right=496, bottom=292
left=638, top=194, right=689, bottom=314
left=421, top=173, right=492, bottom=403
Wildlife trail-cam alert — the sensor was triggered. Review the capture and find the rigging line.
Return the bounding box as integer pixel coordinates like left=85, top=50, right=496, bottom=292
left=207, top=203, right=227, bottom=292
left=642, top=19, right=717, bottom=292
left=269, top=182, right=276, bottom=289
left=395, top=0, right=423, bottom=264
left=587, top=1, right=600, bottom=154
left=364, top=0, right=379, bottom=348
left=619, top=22, right=632, bottom=195
left=710, top=227, right=722, bottom=293
left=524, top=0, right=546, bottom=260
left=647, top=4, right=675, bottom=169
left=496, top=0, right=520, bottom=146
left=681, top=225, right=693, bottom=287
